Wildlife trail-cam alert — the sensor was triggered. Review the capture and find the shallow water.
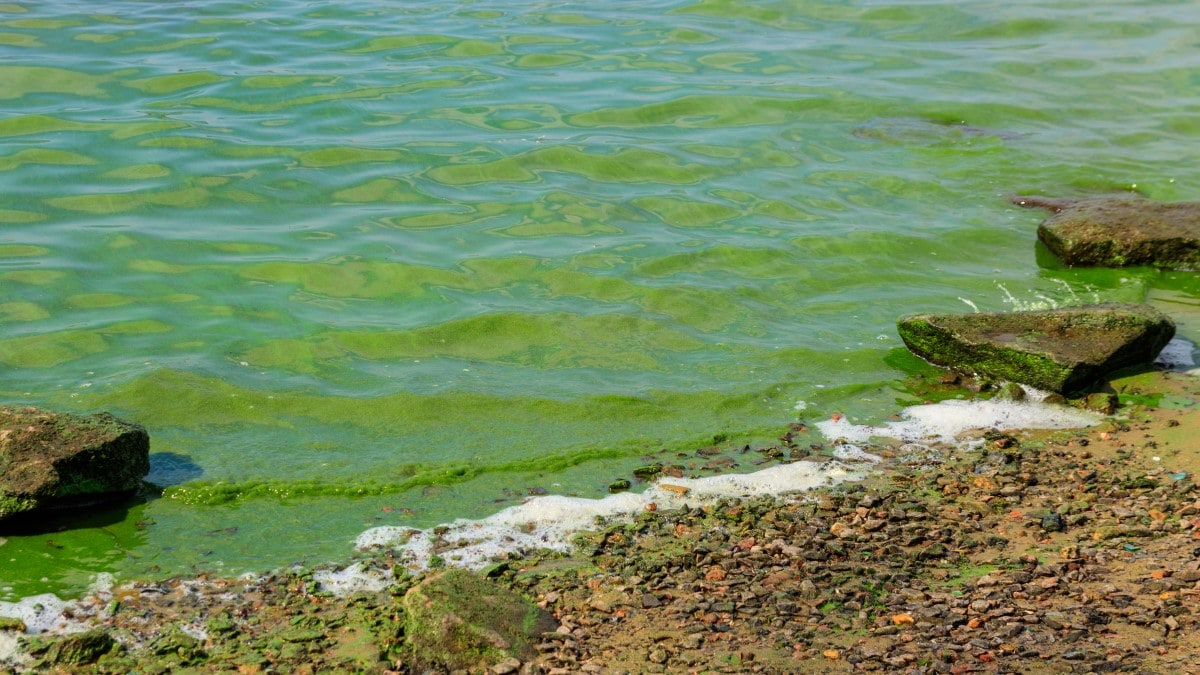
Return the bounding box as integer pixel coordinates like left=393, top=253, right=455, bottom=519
left=2, top=0, right=1200, bottom=600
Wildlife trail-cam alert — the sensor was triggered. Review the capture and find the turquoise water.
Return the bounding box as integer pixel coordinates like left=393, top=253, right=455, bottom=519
left=3, top=0, right=1200, bottom=600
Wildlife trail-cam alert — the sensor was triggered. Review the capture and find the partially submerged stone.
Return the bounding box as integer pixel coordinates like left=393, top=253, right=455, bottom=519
left=0, top=407, right=149, bottom=523
left=402, top=569, right=556, bottom=672
left=1015, top=196, right=1200, bottom=269
left=897, top=304, right=1175, bottom=394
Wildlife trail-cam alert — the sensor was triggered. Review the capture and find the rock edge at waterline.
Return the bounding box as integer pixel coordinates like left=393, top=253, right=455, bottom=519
left=896, top=303, right=1175, bottom=394
left=0, top=407, right=149, bottom=524
left=1015, top=195, right=1200, bottom=269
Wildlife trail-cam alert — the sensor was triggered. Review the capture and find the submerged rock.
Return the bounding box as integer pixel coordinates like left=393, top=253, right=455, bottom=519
left=1015, top=195, right=1200, bottom=269
left=403, top=568, right=556, bottom=672
left=896, top=304, right=1175, bottom=394
left=0, top=407, right=149, bottom=523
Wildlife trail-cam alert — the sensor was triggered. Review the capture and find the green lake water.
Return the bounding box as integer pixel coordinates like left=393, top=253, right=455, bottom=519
left=3, top=0, right=1200, bottom=600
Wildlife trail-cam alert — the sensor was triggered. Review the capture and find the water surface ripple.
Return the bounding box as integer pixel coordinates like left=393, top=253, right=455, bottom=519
left=2, top=0, right=1199, bottom=598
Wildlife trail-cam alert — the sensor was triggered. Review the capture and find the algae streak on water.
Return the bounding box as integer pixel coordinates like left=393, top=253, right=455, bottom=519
left=3, top=0, right=1200, bottom=602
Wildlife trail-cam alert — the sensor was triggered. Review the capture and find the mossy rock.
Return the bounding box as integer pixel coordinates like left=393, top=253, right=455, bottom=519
left=897, top=304, right=1175, bottom=394
left=147, top=624, right=206, bottom=663
left=0, top=406, right=149, bottom=523
left=1018, top=196, right=1200, bottom=269
left=36, top=628, right=116, bottom=666
left=402, top=568, right=556, bottom=671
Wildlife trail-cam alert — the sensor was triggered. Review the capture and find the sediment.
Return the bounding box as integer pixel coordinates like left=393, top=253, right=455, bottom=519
left=4, top=368, right=1199, bottom=674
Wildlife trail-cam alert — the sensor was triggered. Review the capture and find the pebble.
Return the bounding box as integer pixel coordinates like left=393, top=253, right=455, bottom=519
left=491, top=658, right=522, bottom=674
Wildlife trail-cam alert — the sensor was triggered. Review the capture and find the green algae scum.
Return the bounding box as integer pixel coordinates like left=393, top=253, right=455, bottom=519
left=2, top=0, right=1200, bottom=601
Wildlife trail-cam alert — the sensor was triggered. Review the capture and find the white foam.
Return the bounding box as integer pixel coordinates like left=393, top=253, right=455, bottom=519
left=356, top=459, right=865, bottom=570
left=88, top=573, right=116, bottom=596
left=0, top=593, right=73, bottom=634
left=816, top=395, right=1099, bottom=445
left=313, top=562, right=390, bottom=596
left=0, top=631, right=29, bottom=669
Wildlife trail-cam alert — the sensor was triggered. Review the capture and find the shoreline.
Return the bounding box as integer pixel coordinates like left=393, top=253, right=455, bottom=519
left=3, top=362, right=1198, bottom=673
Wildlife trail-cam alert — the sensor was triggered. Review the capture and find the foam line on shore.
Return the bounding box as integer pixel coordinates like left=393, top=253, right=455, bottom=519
left=312, top=562, right=391, bottom=595
left=352, top=392, right=1103, bottom=577
left=816, top=393, right=1100, bottom=445
left=355, top=458, right=869, bottom=572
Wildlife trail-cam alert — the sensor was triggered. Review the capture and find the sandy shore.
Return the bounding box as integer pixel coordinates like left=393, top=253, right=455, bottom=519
left=3, top=364, right=1198, bottom=674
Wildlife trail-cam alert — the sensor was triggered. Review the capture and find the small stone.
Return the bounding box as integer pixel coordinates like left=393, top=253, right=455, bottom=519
left=862, top=518, right=887, bottom=532
left=997, top=382, right=1026, bottom=401
left=1084, top=392, right=1119, bottom=414
left=1094, top=526, right=1153, bottom=540
left=492, top=658, right=522, bottom=675
left=608, top=479, right=631, bottom=493
left=1042, top=615, right=1065, bottom=630
left=1041, top=513, right=1066, bottom=533
left=858, top=494, right=882, bottom=508
left=633, top=464, right=663, bottom=480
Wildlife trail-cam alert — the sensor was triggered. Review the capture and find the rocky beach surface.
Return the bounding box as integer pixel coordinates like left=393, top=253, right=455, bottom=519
left=3, top=361, right=1198, bottom=674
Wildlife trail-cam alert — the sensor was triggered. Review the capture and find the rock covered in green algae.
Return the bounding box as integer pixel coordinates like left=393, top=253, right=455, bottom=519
left=146, top=624, right=205, bottom=663
left=896, top=303, right=1175, bottom=394
left=29, top=628, right=116, bottom=667
left=1016, top=196, right=1200, bottom=269
left=402, top=568, right=556, bottom=672
left=0, top=406, right=149, bottom=523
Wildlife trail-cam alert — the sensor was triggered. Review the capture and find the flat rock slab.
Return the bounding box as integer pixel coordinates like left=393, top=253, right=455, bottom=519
left=1015, top=196, right=1200, bottom=269
left=897, top=304, right=1175, bottom=394
left=1, top=407, right=149, bottom=523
